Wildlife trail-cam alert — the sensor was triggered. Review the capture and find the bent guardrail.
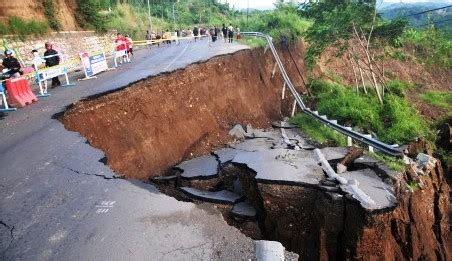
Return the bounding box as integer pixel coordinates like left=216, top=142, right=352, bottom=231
left=241, top=32, right=403, bottom=156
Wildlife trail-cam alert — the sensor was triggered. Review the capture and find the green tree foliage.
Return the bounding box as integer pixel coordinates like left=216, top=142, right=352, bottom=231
left=398, top=26, right=452, bottom=69
left=43, top=0, right=62, bottom=31
left=76, top=0, right=110, bottom=32
left=300, top=0, right=377, bottom=66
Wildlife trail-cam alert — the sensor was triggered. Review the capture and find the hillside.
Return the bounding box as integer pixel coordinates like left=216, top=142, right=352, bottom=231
left=0, top=0, right=79, bottom=30
left=380, top=1, right=452, bottom=29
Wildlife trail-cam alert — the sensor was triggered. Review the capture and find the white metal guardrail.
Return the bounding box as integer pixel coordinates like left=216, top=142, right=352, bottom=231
left=241, top=32, right=403, bottom=156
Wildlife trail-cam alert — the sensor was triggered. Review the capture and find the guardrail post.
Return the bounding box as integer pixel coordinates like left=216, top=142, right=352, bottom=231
left=364, top=134, right=374, bottom=152
left=345, top=127, right=353, bottom=146
left=281, top=82, right=286, bottom=99
left=291, top=99, right=297, bottom=117
left=271, top=62, right=277, bottom=78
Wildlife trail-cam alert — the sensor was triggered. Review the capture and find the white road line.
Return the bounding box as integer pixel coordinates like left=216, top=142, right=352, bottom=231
left=163, top=41, right=191, bottom=71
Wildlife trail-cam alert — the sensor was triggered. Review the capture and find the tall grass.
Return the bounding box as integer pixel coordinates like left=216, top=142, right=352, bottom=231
left=3, top=16, right=49, bottom=39
left=399, top=27, right=452, bottom=69
left=296, top=80, right=429, bottom=145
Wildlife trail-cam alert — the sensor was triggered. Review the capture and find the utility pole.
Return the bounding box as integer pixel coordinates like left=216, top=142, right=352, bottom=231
left=172, top=0, right=179, bottom=24
left=247, top=0, right=249, bottom=28
left=147, top=0, right=152, bottom=33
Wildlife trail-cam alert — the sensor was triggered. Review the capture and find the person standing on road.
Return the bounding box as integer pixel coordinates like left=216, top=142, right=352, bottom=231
left=44, top=42, right=61, bottom=87
left=145, top=30, right=151, bottom=48
left=222, top=24, right=227, bottom=43
left=193, top=26, right=199, bottom=42
left=125, top=34, right=134, bottom=59
left=227, top=24, right=234, bottom=43
left=115, top=33, right=127, bottom=64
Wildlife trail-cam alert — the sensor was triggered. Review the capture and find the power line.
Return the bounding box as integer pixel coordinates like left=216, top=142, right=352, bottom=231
left=405, top=4, right=452, bottom=17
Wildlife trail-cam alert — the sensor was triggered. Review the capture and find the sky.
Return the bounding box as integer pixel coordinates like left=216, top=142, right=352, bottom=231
left=225, top=0, right=452, bottom=10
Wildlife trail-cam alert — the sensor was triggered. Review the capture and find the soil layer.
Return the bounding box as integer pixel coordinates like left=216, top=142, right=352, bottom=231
left=62, top=45, right=306, bottom=180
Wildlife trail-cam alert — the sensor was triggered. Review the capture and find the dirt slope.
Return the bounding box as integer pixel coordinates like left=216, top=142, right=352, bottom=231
left=0, top=0, right=78, bottom=30
left=62, top=45, right=306, bottom=180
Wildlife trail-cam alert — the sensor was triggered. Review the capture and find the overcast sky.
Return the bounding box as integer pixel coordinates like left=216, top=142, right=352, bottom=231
left=225, top=0, right=452, bottom=10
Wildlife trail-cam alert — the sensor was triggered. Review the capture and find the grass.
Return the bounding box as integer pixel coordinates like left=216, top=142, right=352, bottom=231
left=3, top=16, right=49, bottom=39
left=238, top=37, right=267, bottom=48
left=406, top=180, right=420, bottom=192
left=368, top=152, right=406, bottom=172
left=306, top=79, right=429, bottom=145
left=289, top=114, right=347, bottom=147
left=420, top=91, right=452, bottom=110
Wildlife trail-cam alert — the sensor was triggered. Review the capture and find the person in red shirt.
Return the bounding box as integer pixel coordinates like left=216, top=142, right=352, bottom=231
left=125, top=34, right=133, bottom=60
left=115, top=33, right=127, bottom=64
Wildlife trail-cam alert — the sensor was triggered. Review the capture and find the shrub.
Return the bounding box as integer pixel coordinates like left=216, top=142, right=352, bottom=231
left=43, top=0, right=62, bottom=31
left=6, top=16, right=49, bottom=38
left=399, top=27, right=452, bottom=69
left=303, top=80, right=429, bottom=145
left=386, top=79, right=414, bottom=97
left=76, top=0, right=109, bottom=33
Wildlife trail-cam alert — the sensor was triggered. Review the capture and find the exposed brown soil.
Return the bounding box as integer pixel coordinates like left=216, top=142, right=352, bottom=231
left=62, top=44, right=306, bottom=180
left=312, top=45, right=452, bottom=121
left=1, top=0, right=79, bottom=31
left=62, top=43, right=451, bottom=260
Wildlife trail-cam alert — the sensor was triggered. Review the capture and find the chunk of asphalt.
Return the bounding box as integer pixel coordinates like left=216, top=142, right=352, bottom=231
left=177, top=155, right=219, bottom=180
left=214, top=148, right=240, bottom=164
left=233, top=149, right=324, bottom=185
left=340, top=168, right=397, bottom=210
left=254, top=240, right=286, bottom=261
left=231, top=201, right=257, bottom=220
left=320, top=147, right=349, bottom=161
left=230, top=138, right=275, bottom=152
left=271, top=120, right=297, bottom=129
left=246, top=125, right=281, bottom=140
left=179, top=187, right=242, bottom=204
left=229, top=124, right=247, bottom=139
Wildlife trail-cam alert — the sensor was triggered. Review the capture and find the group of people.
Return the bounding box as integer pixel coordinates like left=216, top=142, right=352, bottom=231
left=142, top=23, right=240, bottom=47
left=1, top=42, right=61, bottom=87
left=114, top=33, right=134, bottom=64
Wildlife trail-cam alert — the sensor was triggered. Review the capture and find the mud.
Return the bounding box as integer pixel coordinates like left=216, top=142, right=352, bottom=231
left=62, top=45, right=306, bottom=180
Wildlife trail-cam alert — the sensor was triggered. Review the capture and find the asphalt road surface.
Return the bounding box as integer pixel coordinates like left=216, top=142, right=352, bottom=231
left=0, top=40, right=255, bottom=260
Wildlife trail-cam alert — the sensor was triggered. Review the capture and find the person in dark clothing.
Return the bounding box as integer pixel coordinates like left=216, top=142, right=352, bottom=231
left=193, top=27, right=199, bottom=42
left=227, top=24, right=234, bottom=43
left=1, top=50, right=22, bottom=78
left=222, top=24, right=227, bottom=43
left=44, top=42, right=61, bottom=87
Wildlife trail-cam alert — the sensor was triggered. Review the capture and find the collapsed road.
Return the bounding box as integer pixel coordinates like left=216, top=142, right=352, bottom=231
left=61, top=38, right=450, bottom=260
left=1, top=37, right=450, bottom=260
left=0, top=41, right=299, bottom=260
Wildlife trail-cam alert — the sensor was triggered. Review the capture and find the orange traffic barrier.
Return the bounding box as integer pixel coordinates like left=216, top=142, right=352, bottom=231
left=5, top=78, right=38, bottom=107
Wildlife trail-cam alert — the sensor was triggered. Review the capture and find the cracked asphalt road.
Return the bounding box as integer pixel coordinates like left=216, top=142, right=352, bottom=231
left=0, top=40, right=254, bottom=260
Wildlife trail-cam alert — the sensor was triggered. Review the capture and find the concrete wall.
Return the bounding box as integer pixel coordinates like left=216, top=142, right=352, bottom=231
left=2, top=31, right=116, bottom=68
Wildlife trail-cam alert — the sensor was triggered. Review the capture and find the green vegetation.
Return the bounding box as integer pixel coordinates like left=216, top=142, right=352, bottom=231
left=398, top=27, right=452, bottom=69
left=76, top=0, right=109, bottom=32
left=299, top=79, right=429, bottom=145
left=368, top=152, right=406, bottom=172
left=289, top=114, right=347, bottom=147
left=235, top=6, right=311, bottom=41
left=420, top=91, right=452, bottom=110
left=237, top=37, right=267, bottom=49
left=43, top=0, right=62, bottom=31
left=406, top=180, right=420, bottom=192
left=2, top=16, right=49, bottom=39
